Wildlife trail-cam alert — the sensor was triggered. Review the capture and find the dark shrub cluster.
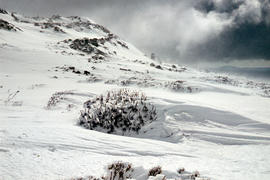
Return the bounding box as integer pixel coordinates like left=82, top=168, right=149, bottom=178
left=116, top=40, right=129, bottom=49
left=54, top=65, right=101, bottom=82
left=46, top=91, right=74, bottom=109
left=79, top=89, right=157, bottom=134
left=64, top=33, right=128, bottom=55
left=214, top=76, right=239, bottom=86
left=149, top=63, right=187, bottom=72
left=0, top=19, right=20, bottom=31
left=66, top=37, right=107, bottom=55
left=71, top=162, right=209, bottom=180
left=70, top=38, right=97, bottom=53
left=164, top=80, right=196, bottom=93
left=105, top=76, right=197, bottom=93
left=0, top=8, right=8, bottom=14
left=148, top=166, right=162, bottom=177
left=34, top=22, right=65, bottom=33
left=106, top=162, right=133, bottom=180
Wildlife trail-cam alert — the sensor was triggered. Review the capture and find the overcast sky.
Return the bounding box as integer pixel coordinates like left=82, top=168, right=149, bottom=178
left=1, top=0, right=270, bottom=67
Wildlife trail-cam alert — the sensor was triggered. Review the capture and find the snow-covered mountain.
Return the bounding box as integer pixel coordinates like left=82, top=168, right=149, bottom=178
left=1, top=10, right=270, bottom=180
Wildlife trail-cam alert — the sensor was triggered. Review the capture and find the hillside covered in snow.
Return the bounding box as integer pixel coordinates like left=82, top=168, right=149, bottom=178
left=1, top=10, right=270, bottom=180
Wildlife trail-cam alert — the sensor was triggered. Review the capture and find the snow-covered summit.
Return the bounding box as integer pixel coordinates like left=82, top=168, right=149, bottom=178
left=1, top=10, right=270, bottom=180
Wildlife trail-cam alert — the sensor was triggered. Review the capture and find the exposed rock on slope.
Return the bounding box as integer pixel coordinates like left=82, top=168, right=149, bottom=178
left=0, top=19, right=21, bottom=31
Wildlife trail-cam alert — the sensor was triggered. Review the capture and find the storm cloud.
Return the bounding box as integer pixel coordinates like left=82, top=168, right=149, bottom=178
left=1, top=0, right=270, bottom=64
left=191, top=0, right=270, bottom=62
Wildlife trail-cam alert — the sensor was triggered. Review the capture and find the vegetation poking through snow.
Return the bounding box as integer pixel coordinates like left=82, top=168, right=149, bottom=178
left=34, top=21, right=65, bottom=33
left=164, top=80, right=197, bottom=93
left=191, top=171, right=200, bottom=180
left=71, top=162, right=209, bottom=180
left=79, top=89, right=157, bottom=134
left=46, top=91, right=74, bottom=109
left=54, top=65, right=101, bottom=82
left=149, top=62, right=187, bottom=73
left=0, top=8, right=8, bottom=14
left=71, top=176, right=101, bottom=180
left=70, top=162, right=133, bottom=180
left=203, top=75, right=270, bottom=97
left=0, top=19, right=21, bottom=31
left=106, top=162, right=134, bottom=180
left=105, top=77, right=198, bottom=93
left=4, top=90, right=21, bottom=106
left=148, top=166, right=162, bottom=177
left=66, top=36, right=127, bottom=55
left=59, top=33, right=128, bottom=56
left=177, top=168, right=185, bottom=174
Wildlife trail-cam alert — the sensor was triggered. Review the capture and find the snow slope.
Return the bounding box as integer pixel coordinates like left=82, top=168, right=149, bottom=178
left=1, top=11, right=270, bottom=180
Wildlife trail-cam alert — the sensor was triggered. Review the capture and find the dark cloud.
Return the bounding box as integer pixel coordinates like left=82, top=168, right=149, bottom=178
left=186, top=22, right=270, bottom=61
left=189, top=0, right=270, bottom=62
left=1, top=0, right=270, bottom=64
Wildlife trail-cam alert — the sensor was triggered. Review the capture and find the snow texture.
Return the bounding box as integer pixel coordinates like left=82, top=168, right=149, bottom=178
left=1, top=9, right=270, bottom=180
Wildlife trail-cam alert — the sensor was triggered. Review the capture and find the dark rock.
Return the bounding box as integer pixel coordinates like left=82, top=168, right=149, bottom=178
left=83, top=70, right=91, bottom=75
left=148, top=166, right=162, bottom=177
left=89, top=38, right=99, bottom=47
left=117, top=41, right=129, bottom=49
left=68, top=66, right=75, bottom=71
left=73, top=70, right=81, bottom=74
left=155, top=65, right=163, bottom=70
left=0, top=19, right=18, bottom=31
left=11, top=13, right=19, bottom=21
left=0, top=9, right=8, bottom=14
left=120, top=68, right=131, bottom=71
left=53, top=26, right=65, bottom=33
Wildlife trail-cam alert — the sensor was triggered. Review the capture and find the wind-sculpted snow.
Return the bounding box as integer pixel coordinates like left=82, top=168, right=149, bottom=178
left=105, top=77, right=199, bottom=93
left=1, top=10, right=270, bottom=180
left=202, top=75, right=270, bottom=97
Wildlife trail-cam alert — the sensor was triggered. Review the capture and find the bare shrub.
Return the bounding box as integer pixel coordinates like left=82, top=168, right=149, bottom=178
left=46, top=91, right=74, bottom=109
left=4, top=90, right=20, bottom=105
left=104, top=162, right=134, bottom=180
left=148, top=166, right=162, bottom=177
left=191, top=171, right=200, bottom=180
left=70, top=164, right=208, bottom=180
left=177, top=167, right=185, bottom=174
left=79, top=89, right=157, bottom=135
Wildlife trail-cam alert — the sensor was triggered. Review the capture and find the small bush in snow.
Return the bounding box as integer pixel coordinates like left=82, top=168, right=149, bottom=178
left=46, top=91, right=74, bottom=109
left=79, top=89, right=157, bottom=134
left=0, top=19, right=20, bottom=31
left=71, top=163, right=208, bottom=180
left=104, top=161, right=133, bottom=180
left=0, top=8, right=8, bottom=14
left=164, top=80, right=196, bottom=93
left=177, top=167, right=185, bottom=174
left=148, top=166, right=162, bottom=177
left=191, top=171, right=200, bottom=179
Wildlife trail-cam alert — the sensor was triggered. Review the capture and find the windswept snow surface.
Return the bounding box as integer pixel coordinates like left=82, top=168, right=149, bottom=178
left=1, top=12, right=270, bottom=180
